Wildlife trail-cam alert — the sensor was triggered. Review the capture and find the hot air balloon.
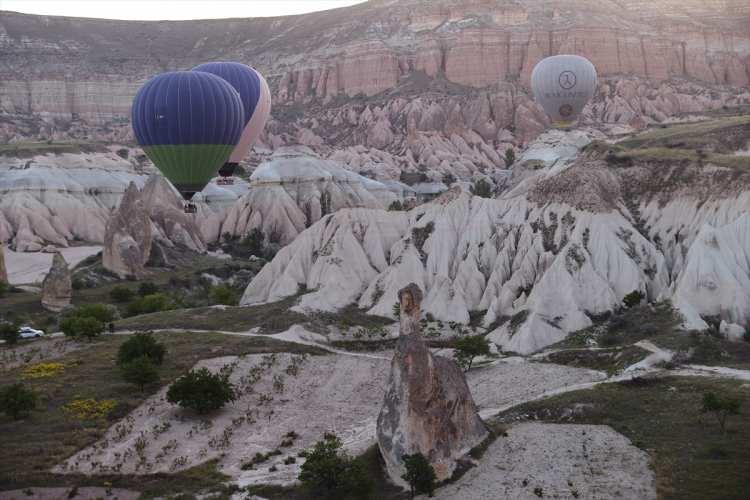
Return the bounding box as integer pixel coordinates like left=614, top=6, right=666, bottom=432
left=131, top=71, right=245, bottom=212
left=192, top=62, right=272, bottom=185
left=531, top=55, right=597, bottom=125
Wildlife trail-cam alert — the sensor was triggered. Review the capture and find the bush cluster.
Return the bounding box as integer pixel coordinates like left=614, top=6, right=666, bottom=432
left=298, top=433, right=373, bottom=499
left=166, top=367, right=236, bottom=413
left=60, top=303, right=116, bottom=340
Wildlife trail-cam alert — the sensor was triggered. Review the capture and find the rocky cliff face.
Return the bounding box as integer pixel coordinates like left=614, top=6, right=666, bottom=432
left=1, top=1, right=748, bottom=147
left=41, top=251, right=71, bottom=312
left=377, top=283, right=488, bottom=485
left=242, top=118, right=750, bottom=352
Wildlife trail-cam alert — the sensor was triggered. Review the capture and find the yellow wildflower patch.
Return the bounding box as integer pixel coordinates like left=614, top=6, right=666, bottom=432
left=22, top=362, right=65, bottom=379
left=62, top=398, right=117, bottom=421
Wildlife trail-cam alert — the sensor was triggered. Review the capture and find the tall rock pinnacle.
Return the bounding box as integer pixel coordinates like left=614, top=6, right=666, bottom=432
left=41, top=252, right=72, bottom=312
left=377, top=283, right=488, bottom=486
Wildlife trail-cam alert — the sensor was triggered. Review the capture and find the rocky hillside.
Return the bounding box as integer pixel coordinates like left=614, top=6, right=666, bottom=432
left=242, top=116, right=750, bottom=353
left=1, top=0, right=749, bottom=151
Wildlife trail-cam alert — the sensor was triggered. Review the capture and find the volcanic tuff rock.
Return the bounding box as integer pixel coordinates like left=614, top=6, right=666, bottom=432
left=102, top=182, right=151, bottom=279
left=242, top=124, right=750, bottom=352
left=41, top=251, right=72, bottom=312
left=217, top=147, right=396, bottom=245
left=377, top=283, right=488, bottom=485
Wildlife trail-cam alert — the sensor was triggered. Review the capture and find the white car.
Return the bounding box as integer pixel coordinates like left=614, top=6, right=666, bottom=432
left=18, top=326, right=45, bottom=339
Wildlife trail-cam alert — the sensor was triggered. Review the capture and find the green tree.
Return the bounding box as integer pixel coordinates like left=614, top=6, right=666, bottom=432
left=470, top=179, right=494, bottom=199
left=0, top=281, right=8, bottom=298
left=0, top=321, right=20, bottom=346
left=110, top=285, right=135, bottom=303
left=211, top=285, right=238, bottom=306
left=298, top=433, right=373, bottom=499
left=241, top=228, right=266, bottom=257
left=117, top=331, right=166, bottom=366
left=388, top=200, right=404, bottom=211
left=126, top=293, right=171, bottom=316
left=166, top=368, right=236, bottom=414
left=504, top=148, right=516, bottom=167
left=401, top=453, right=436, bottom=498
left=137, top=282, right=159, bottom=297
left=60, top=316, right=104, bottom=341
left=0, top=383, right=37, bottom=420
left=622, top=290, right=645, bottom=308
left=120, top=356, right=159, bottom=391
left=70, top=303, right=116, bottom=323
left=442, top=173, right=457, bottom=186
left=454, top=335, right=491, bottom=371
left=702, top=392, right=742, bottom=434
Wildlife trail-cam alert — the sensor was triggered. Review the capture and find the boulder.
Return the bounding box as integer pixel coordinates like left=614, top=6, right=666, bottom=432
left=377, top=283, right=488, bottom=486
left=102, top=182, right=152, bottom=279
left=41, top=252, right=72, bottom=312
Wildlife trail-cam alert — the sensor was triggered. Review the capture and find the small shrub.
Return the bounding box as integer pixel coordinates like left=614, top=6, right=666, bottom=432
left=401, top=453, right=436, bottom=498
left=70, top=303, right=117, bottom=323
left=118, top=331, right=166, bottom=366
left=284, top=456, right=296, bottom=465
left=388, top=200, right=404, bottom=211
left=120, top=356, right=159, bottom=391
left=0, top=281, right=8, bottom=297
left=702, top=392, right=742, bottom=434
left=0, top=321, right=20, bottom=346
left=166, top=368, right=237, bottom=414
left=137, top=282, right=159, bottom=297
left=110, top=285, right=135, bottom=303
left=60, top=316, right=104, bottom=341
left=298, top=433, right=373, bottom=498
left=127, top=293, right=172, bottom=317
left=470, top=178, right=494, bottom=199
left=210, top=284, right=238, bottom=306
left=454, top=335, right=491, bottom=371
left=504, top=148, right=516, bottom=167
left=0, top=383, right=37, bottom=419
left=442, top=173, right=457, bottom=186
left=62, top=398, right=116, bottom=421
left=743, top=331, right=750, bottom=343
left=622, top=290, right=645, bottom=308
left=22, top=362, right=65, bottom=379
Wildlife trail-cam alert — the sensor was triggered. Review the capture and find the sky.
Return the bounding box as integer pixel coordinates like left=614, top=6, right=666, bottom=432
left=0, top=0, right=368, bottom=20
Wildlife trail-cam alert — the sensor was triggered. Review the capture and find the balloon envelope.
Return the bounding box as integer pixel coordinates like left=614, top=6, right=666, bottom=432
left=131, top=71, right=244, bottom=200
left=531, top=55, right=597, bottom=123
left=192, top=62, right=272, bottom=167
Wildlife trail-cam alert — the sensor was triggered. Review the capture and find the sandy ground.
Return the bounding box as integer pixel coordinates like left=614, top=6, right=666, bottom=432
left=5, top=246, right=102, bottom=284
left=57, top=328, right=607, bottom=488
left=0, top=337, right=89, bottom=371
left=433, top=423, right=656, bottom=500
left=0, top=487, right=139, bottom=500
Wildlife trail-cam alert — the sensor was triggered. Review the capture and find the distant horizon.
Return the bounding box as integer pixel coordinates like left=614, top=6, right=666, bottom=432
left=0, top=0, right=368, bottom=21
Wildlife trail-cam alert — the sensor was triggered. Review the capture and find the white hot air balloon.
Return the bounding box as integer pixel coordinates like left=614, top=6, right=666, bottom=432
left=531, top=55, right=598, bottom=124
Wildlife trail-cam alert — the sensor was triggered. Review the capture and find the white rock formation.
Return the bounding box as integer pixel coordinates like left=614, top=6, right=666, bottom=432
left=242, top=129, right=750, bottom=353
left=0, top=149, right=147, bottom=251
left=219, top=147, right=397, bottom=245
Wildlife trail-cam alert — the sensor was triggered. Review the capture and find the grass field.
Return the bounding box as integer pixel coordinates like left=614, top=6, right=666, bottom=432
left=0, top=331, right=326, bottom=494
left=0, top=141, right=110, bottom=157
left=495, top=376, right=750, bottom=500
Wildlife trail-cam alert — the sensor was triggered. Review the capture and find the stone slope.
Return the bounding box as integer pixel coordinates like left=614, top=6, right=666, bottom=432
left=242, top=124, right=750, bottom=353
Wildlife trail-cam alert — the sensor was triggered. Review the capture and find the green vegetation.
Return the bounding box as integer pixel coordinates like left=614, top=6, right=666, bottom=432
left=60, top=316, right=104, bottom=341
left=298, top=433, right=373, bottom=499
left=119, top=356, right=159, bottom=391
left=0, top=141, right=109, bottom=158
left=496, top=376, right=750, bottom=500
left=401, top=453, right=436, bottom=498
left=504, top=148, right=516, bottom=167
left=470, top=178, right=494, bottom=198
left=0, top=383, right=37, bottom=420
left=166, top=367, right=237, bottom=414
left=0, top=332, right=324, bottom=491
left=453, top=335, right=491, bottom=371
left=388, top=200, right=405, bottom=211
left=0, top=280, right=8, bottom=297
left=117, top=331, right=166, bottom=366
left=126, top=293, right=173, bottom=316
left=702, top=392, right=743, bottom=434
left=137, top=282, right=160, bottom=297
left=543, top=345, right=650, bottom=376
left=109, top=285, right=135, bottom=303
left=0, top=321, right=20, bottom=346
left=622, top=290, right=645, bottom=308
left=210, top=284, right=239, bottom=306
